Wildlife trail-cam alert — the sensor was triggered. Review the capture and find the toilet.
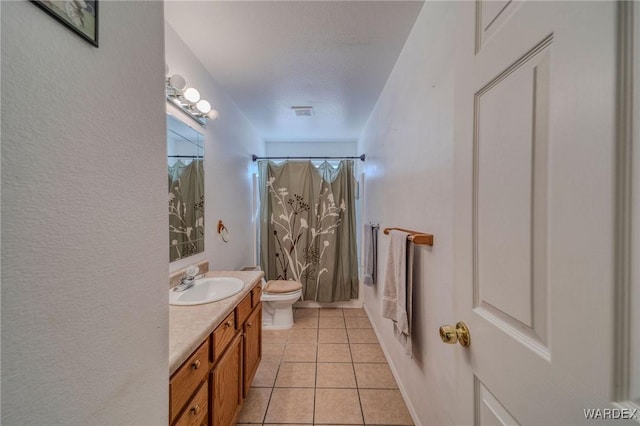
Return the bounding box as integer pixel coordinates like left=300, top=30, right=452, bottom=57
left=261, top=279, right=303, bottom=330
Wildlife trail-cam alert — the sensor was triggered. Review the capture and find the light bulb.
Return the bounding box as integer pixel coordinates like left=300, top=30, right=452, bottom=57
left=207, top=109, right=219, bottom=120
left=184, top=88, right=200, bottom=104
left=168, top=74, right=186, bottom=91
left=196, top=100, right=211, bottom=114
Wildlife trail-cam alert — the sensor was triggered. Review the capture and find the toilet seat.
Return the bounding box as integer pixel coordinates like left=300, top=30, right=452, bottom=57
left=261, top=288, right=302, bottom=301
left=263, top=289, right=301, bottom=296
left=263, top=279, right=303, bottom=295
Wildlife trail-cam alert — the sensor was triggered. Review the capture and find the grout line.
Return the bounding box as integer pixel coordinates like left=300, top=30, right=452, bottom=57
left=346, top=316, right=366, bottom=424
left=254, top=308, right=411, bottom=426
left=362, top=305, right=418, bottom=426
left=348, top=330, right=367, bottom=425
left=260, top=349, right=280, bottom=424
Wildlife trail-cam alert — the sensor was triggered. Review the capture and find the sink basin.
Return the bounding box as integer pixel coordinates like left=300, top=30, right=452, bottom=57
left=170, top=277, right=245, bottom=306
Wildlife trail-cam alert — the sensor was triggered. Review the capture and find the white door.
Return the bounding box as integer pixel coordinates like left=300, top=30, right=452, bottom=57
left=452, top=1, right=635, bottom=424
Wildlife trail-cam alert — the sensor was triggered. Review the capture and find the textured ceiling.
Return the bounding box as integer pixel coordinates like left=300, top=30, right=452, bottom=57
left=165, top=1, right=424, bottom=142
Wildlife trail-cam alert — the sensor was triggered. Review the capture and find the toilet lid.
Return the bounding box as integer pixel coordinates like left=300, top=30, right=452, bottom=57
left=264, top=280, right=303, bottom=294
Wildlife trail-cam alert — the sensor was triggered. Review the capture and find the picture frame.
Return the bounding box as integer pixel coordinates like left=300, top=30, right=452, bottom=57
left=31, top=0, right=98, bottom=47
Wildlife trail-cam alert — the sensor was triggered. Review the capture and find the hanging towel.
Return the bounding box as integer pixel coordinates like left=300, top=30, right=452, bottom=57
left=382, top=230, right=414, bottom=356
left=363, top=223, right=377, bottom=285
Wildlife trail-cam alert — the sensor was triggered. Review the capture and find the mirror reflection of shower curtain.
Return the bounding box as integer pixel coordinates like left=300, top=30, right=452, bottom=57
left=169, top=159, right=204, bottom=261
left=259, top=160, right=358, bottom=302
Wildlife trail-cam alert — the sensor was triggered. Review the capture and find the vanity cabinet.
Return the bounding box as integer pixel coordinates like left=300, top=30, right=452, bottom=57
left=211, top=333, right=242, bottom=426
left=174, top=380, right=208, bottom=426
left=243, top=304, right=262, bottom=397
left=169, top=279, right=262, bottom=426
left=212, top=311, right=236, bottom=361
left=170, top=339, right=210, bottom=424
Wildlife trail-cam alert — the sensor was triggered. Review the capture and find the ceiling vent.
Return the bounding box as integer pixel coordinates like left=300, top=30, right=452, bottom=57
left=291, top=106, right=314, bottom=117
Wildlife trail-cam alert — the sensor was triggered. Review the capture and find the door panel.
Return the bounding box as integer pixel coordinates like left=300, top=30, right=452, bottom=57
left=454, top=1, right=621, bottom=424
left=475, top=377, right=519, bottom=426
left=474, top=38, right=550, bottom=348
left=475, top=0, right=523, bottom=54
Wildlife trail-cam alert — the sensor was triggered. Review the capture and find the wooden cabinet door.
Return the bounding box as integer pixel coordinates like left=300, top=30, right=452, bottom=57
left=243, top=304, right=262, bottom=397
left=210, top=333, right=242, bottom=426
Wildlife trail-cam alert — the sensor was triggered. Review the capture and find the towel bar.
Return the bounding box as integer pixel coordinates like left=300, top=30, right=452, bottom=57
left=383, top=227, right=434, bottom=246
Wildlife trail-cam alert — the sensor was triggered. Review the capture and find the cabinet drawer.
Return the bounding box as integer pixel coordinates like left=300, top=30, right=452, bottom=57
left=251, top=285, right=262, bottom=308
left=236, top=293, right=252, bottom=327
left=170, top=338, right=210, bottom=423
left=173, top=380, right=208, bottom=426
left=213, top=311, right=236, bottom=361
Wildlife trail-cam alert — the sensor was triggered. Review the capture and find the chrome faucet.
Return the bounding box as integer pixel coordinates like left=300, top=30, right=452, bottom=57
left=173, top=276, right=195, bottom=292
left=173, top=264, right=199, bottom=292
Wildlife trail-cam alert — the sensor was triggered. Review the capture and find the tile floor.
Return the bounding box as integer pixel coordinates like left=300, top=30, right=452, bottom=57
left=237, top=307, right=414, bottom=426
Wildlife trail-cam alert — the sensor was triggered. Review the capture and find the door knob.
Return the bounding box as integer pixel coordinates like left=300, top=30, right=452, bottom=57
left=439, top=321, right=470, bottom=347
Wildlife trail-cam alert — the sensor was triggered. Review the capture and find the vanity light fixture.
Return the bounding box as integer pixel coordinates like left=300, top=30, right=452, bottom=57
left=166, top=65, right=219, bottom=126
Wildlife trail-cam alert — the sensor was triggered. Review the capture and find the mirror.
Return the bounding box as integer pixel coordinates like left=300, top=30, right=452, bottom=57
left=167, top=114, right=204, bottom=262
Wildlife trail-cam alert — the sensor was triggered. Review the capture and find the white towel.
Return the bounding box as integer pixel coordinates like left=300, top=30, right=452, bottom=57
left=382, top=230, right=414, bottom=356
left=363, top=223, right=377, bottom=285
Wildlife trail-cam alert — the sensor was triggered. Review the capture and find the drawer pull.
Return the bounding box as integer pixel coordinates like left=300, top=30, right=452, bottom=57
left=191, top=359, right=201, bottom=370
left=247, top=322, right=252, bottom=327
left=225, top=320, right=233, bottom=328
left=190, top=404, right=200, bottom=415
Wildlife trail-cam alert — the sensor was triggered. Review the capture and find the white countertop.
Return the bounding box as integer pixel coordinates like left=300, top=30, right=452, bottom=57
left=169, top=270, right=264, bottom=375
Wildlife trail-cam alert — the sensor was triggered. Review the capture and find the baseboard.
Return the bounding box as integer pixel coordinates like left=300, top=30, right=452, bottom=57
left=363, top=304, right=422, bottom=426
left=294, top=299, right=363, bottom=309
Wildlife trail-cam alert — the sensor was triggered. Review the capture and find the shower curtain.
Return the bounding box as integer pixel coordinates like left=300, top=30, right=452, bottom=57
left=169, top=159, right=204, bottom=261
left=259, top=160, right=358, bottom=302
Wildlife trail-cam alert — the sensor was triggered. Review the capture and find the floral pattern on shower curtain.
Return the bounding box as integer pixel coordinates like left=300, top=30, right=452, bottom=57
left=169, top=159, right=204, bottom=261
left=259, top=160, right=358, bottom=302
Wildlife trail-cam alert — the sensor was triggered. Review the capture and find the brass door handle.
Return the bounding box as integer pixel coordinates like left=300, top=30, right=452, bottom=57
left=439, top=321, right=470, bottom=347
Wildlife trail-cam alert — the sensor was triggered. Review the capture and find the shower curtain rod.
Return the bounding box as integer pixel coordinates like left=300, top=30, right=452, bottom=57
left=252, top=154, right=365, bottom=162
left=168, top=155, right=203, bottom=159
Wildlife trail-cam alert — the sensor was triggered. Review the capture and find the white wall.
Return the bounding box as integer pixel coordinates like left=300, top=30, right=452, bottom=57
left=266, top=140, right=357, bottom=158
left=357, top=2, right=456, bottom=425
left=1, top=2, right=168, bottom=424
left=165, top=22, right=265, bottom=273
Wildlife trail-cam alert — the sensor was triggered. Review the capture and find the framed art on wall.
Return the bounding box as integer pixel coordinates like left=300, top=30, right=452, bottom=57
left=31, top=0, right=98, bottom=47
